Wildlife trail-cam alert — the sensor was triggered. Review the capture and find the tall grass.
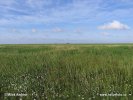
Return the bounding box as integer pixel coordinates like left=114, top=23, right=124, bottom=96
left=0, top=44, right=133, bottom=100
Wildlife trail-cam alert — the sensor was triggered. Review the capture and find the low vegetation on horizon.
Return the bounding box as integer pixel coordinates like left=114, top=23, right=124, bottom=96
left=0, top=44, right=133, bottom=100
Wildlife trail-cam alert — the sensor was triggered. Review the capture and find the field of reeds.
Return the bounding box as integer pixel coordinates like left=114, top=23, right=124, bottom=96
left=0, top=44, right=133, bottom=100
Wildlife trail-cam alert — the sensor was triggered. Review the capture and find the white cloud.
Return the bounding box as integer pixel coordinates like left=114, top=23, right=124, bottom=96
left=74, top=29, right=82, bottom=33
left=32, top=28, right=37, bottom=33
left=12, top=28, right=17, bottom=32
left=52, top=28, right=64, bottom=33
left=98, top=20, right=130, bottom=30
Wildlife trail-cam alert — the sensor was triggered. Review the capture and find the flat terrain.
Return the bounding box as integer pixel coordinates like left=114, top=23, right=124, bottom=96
left=0, top=44, right=133, bottom=100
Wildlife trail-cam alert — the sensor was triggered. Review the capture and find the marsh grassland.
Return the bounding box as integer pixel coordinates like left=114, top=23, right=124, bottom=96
left=0, top=44, right=133, bottom=100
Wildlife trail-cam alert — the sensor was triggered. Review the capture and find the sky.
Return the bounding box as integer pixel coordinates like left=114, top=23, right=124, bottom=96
left=0, top=0, right=133, bottom=44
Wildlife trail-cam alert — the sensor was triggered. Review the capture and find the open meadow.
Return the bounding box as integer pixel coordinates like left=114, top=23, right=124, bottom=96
left=0, top=44, right=133, bottom=100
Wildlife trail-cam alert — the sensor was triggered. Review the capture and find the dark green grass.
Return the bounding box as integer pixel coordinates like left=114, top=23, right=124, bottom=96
left=0, top=44, right=133, bottom=100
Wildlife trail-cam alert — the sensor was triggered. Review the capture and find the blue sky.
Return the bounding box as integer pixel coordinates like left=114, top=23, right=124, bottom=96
left=0, top=0, right=133, bottom=44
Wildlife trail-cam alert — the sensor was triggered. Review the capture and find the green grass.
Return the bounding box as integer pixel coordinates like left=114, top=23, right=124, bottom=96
left=0, top=44, right=133, bottom=100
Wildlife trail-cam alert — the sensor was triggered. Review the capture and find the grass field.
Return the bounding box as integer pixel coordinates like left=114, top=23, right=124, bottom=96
left=0, top=44, right=133, bottom=100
